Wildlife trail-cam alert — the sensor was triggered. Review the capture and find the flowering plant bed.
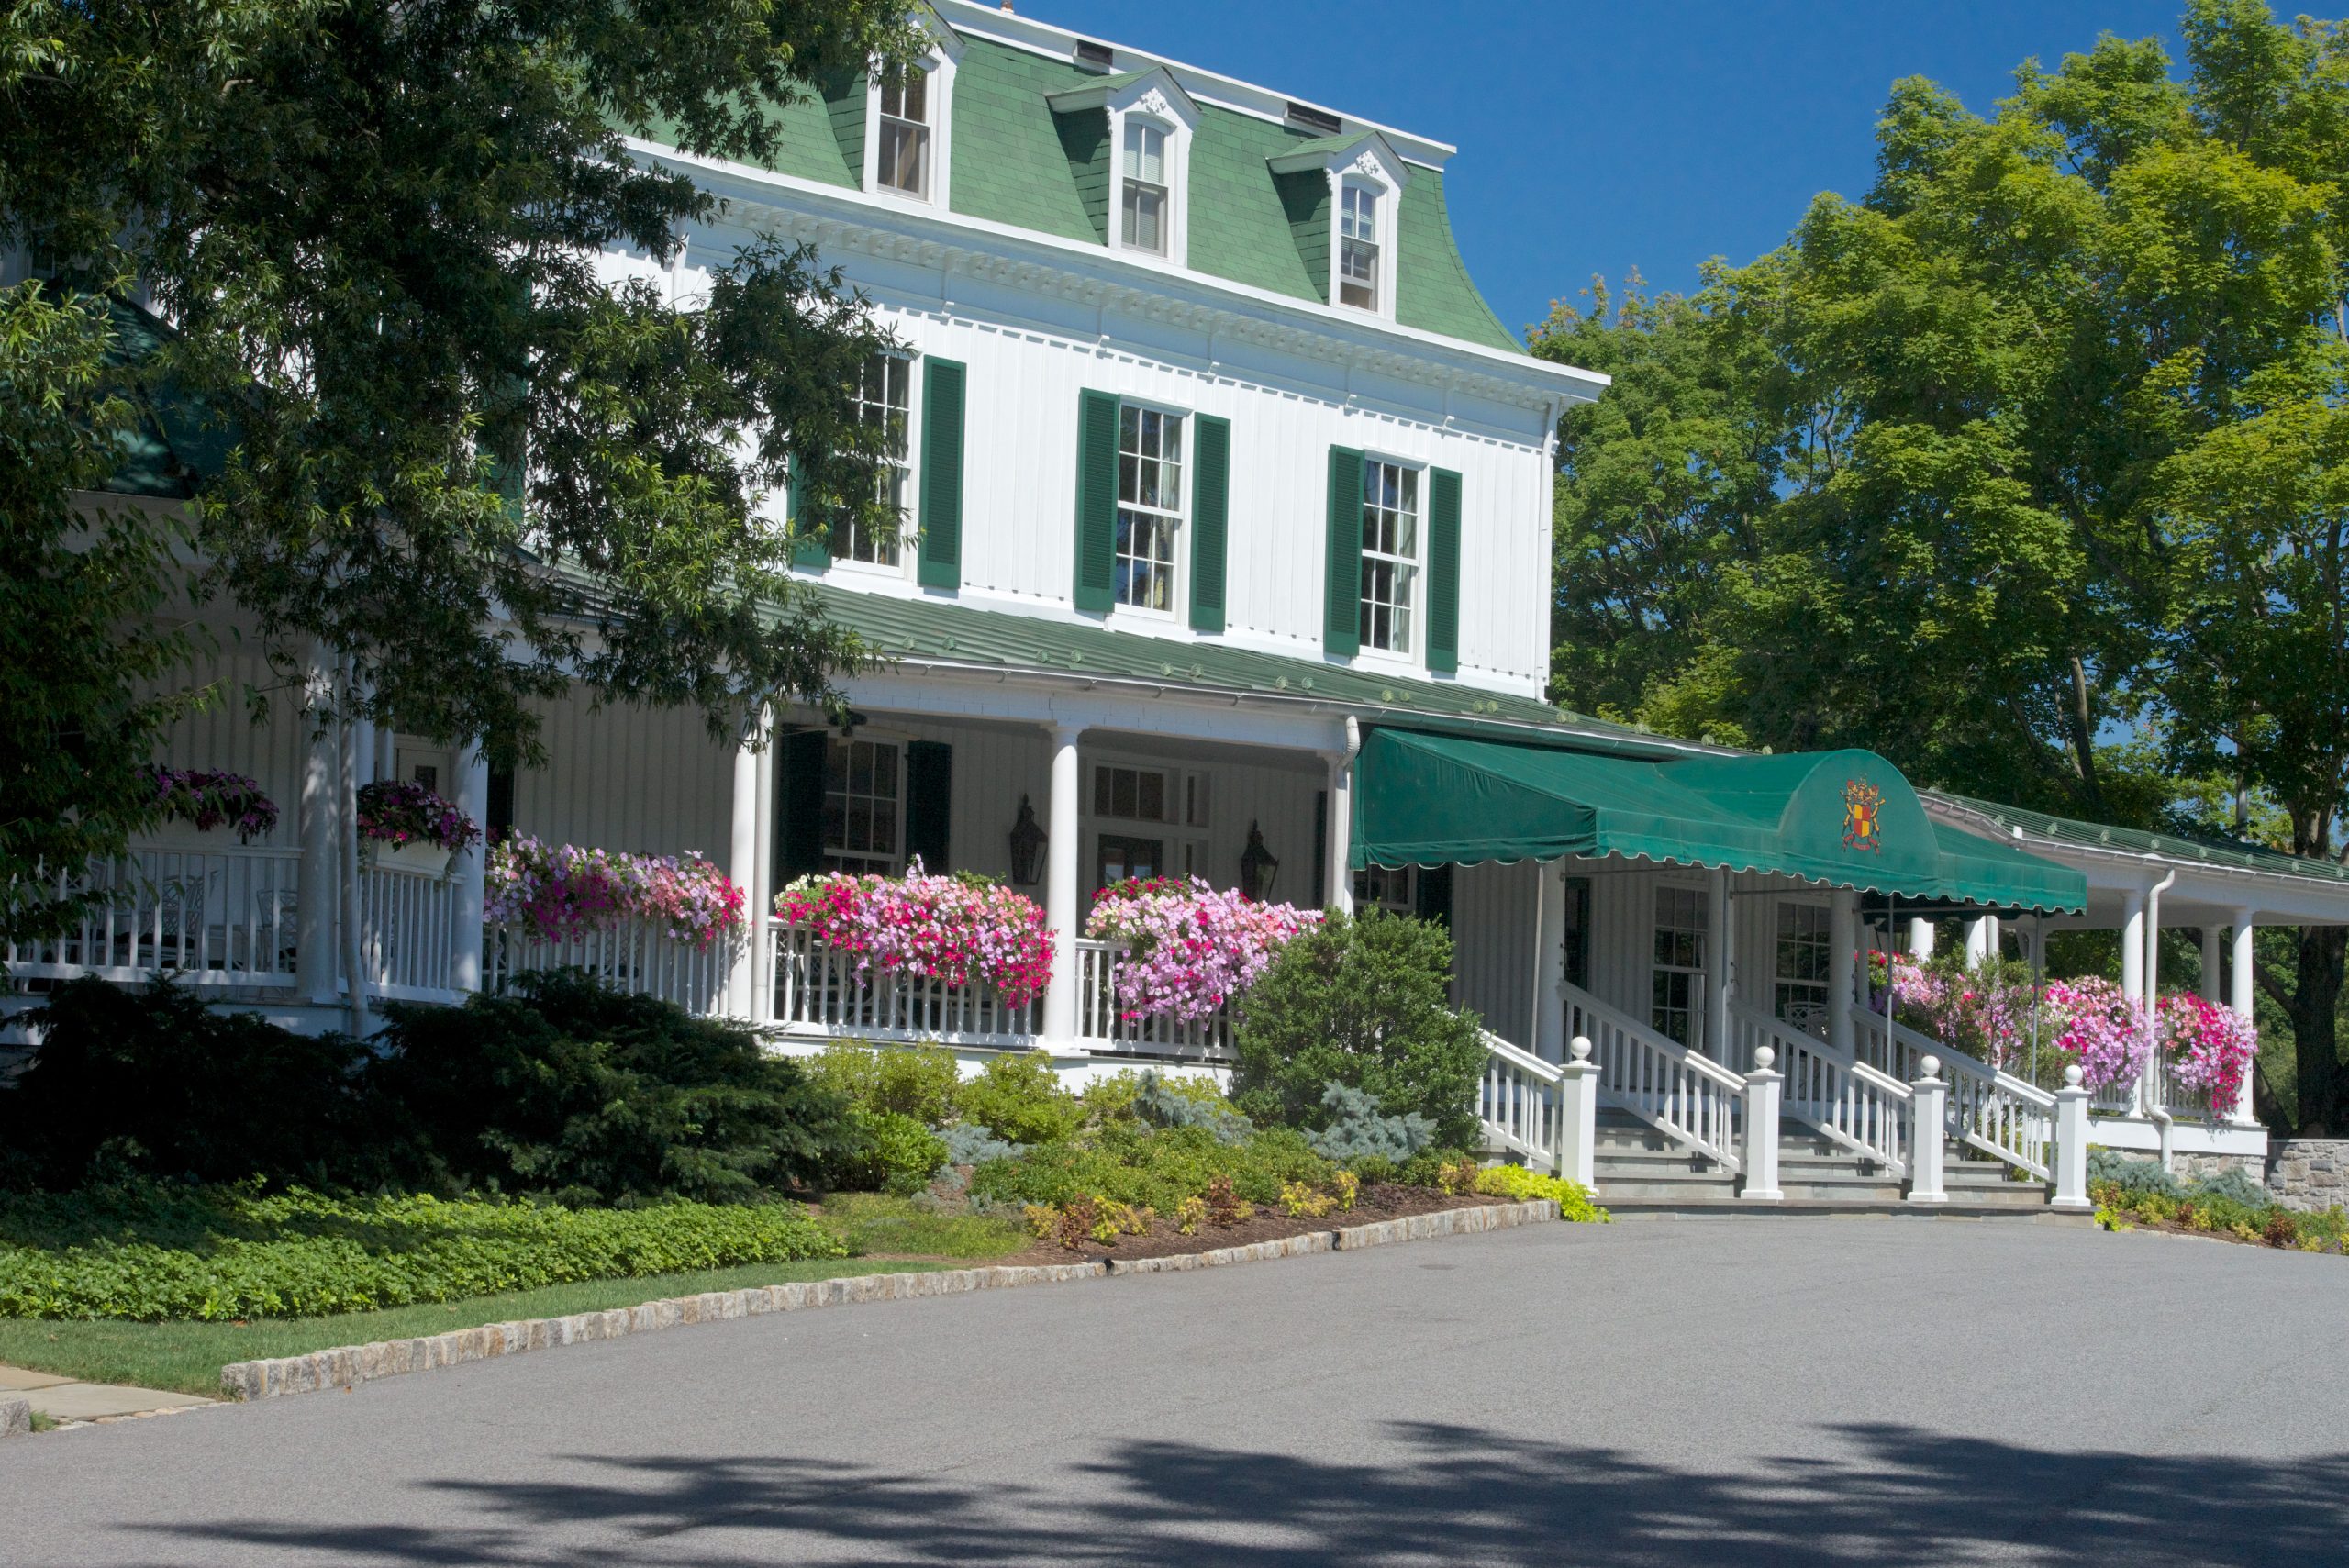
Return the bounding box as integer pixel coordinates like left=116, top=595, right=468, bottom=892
left=1084, top=875, right=1319, bottom=1022
left=1868, top=953, right=2155, bottom=1094
left=2155, top=991, right=2259, bottom=1118
left=776, top=862, right=1053, bottom=1007
left=997, top=1182, right=1524, bottom=1265
left=355, top=779, right=480, bottom=853
left=139, top=765, right=279, bottom=842
left=487, top=837, right=745, bottom=947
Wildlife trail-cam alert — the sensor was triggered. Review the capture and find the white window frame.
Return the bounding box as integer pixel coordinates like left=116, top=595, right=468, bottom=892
left=1338, top=180, right=1383, bottom=312
left=1651, top=883, right=1709, bottom=1051
left=1353, top=864, right=1417, bottom=916
left=1119, top=118, right=1173, bottom=257
left=838, top=350, right=918, bottom=576
left=1110, top=397, right=1188, bottom=621
left=861, top=28, right=959, bottom=208
left=821, top=734, right=907, bottom=876
left=1099, top=73, right=1196, bottom=267
left=1083, top=754, right=1210, bottom=896
left=1773, top=898, right=1834, bottom=1040
left=1355, top=451, right=1422, bottom=661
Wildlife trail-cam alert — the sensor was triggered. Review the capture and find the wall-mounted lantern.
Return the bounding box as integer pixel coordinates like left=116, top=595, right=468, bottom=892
left=1008, top=795, right=1048, bottom=887
left=1239, top=819, right=1279, bottom=902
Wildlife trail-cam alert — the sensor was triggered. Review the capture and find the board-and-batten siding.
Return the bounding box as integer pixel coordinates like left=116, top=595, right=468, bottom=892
left=141, top=644, right=308, bottom=851
left=512, top=700, right=733, bottom=862
left=1452, top=859, right=1537, bottom=1047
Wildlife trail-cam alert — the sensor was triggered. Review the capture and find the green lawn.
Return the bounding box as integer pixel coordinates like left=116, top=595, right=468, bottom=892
left=0, top=1255, right=956, bottom=1398
left=815, top=1194, right=1032, bottom=1260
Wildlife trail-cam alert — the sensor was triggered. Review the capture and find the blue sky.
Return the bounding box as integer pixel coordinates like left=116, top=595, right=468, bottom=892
left=1034, top=0, right=2188, bottom=338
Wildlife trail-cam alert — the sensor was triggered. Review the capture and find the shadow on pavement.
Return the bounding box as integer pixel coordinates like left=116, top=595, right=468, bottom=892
left=135, top=1419, right=2347, bottom=1566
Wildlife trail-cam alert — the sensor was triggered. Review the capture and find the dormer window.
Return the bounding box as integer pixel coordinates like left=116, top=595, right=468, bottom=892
left=875, top=66, right=931, bottom=198
left=1121, top=122, right=1169, bottom=254
left=1338, top=183, right=1380, bottom=310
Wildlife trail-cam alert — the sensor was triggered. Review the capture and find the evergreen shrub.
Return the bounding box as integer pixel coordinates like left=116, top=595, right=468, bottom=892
left=1305, top=1082, right=1437, bottom=1163
left=803, top=1042, right=963, bottom=1126
left=1230, top=909, right=1485, bottom=1148
left=966, top=1123, right=1332, bottom=1213
left=959, top=1051, right=1085, bottom=1145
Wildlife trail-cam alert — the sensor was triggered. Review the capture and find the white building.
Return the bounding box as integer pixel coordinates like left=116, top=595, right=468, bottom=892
left=15, top=2, right=2344, bottom=1206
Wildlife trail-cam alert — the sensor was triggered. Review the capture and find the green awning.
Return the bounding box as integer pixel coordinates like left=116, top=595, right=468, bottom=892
left=1352, top=728, right=2086, bottom=913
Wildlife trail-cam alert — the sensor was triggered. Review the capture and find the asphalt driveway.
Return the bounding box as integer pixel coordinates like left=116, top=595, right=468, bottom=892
left=2, top=1217, right=2343, bottom=1566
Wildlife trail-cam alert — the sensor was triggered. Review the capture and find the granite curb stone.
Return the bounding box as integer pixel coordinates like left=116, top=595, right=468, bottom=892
left=217, top=1203, right=1560, bottom=1402
left=2, top=1396, right=28, bottom=1439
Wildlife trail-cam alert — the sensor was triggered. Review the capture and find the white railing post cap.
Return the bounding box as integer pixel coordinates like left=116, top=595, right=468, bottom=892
left=1752, top=1045, right=1774, bottom=1072
left=1918, top=1054, right=1940, bottom=1082
left=1569, top=1034, right=1592, bottom=1062
left=2063, top=1064, right=2085, bottom=1089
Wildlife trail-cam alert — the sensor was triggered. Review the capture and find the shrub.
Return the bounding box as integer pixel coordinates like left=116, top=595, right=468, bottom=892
left=965, top=1124, right=1331, bottom=1215
left=1332, top=1170, right=1360, bottom=1210
left=2190, top=1166, right=2268, bottom=1207
left=0, top=1183, right=847, bottom=1321
left=1174, top=1195, right=1207, bottom=1234
left=1471, top=1163, right=1609, bottom=1222
left=2263, top=1209, right=2302, bottom=1248
left=0, top=979, right=390, bottom=1191
left=824, top=1109, right=949, bottom=1198
left=1397, top=1147, right=1477, bottom=1190
left=2087, top=1150, right=2185, bottom=1202
left=804, top=1043, right=964, bottom=1126
left=1347, top=1155, right=1398, bottom=1187
left=960, top=1051, right=1085, bottom=1145
left=371, top=972, right=861, bottom=1206
left=1305, top=1081, right=1438, bottom=1163
left=1280, top=1181, right=1337, bottom=1219
left=1230, top=908, right=1486, bottom=1148
left=938, top=1123, right=1026, bottom=1170
left=1131, top=1070, right=1254, bottom=1145
left=1203, top=1173, right=1246, bottom=1227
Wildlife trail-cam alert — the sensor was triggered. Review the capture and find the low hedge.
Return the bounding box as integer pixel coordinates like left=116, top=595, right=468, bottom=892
left=966, top=1123, right=1334, bottom=1214
left=0, top=1184, right=850, bottom=1321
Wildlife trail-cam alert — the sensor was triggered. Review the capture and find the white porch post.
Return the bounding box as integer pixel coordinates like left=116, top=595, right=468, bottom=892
left=1706, top=868, right=1732, bottom=1062
left=1964, top=915, right=1992, bottom=968
left=1323, top=741, right=1355, bottom=916
left=1828, top=890, right=1858, bottom=1056
left=1554, top=1035, right=1600, bottom=1188
left=1908, top=1056, right=1948, bottom=1204
left=1534, top=865, right=1569, bottom=1058
left=1909, top=917, right=1934, bottom=959
left=2120, top=887, right=2146, bottom=1008
left=748, top=717, right=776, bottom=1024
left=451, top=743, right=489, bottom=994
left=295, top=640, right=340, bottom=1004
left=726, top=710, right=767, bottom=1018
left=2231, top=909, right=2258, bottom=1122
left=2199, top=925, right=2223, bottom=1004
left=1041, top=723, right=1083, bottom=1047
left=2052, top=1064, right=2093, bottom=1210
left=1741, top=1046, right=1783, bottom=1201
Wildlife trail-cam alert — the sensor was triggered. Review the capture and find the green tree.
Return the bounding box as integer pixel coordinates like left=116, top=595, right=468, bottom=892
left=1, top=1, right=916, bottom=943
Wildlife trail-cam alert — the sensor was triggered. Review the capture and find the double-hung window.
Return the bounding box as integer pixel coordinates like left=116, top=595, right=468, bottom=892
left=845, top=353, right=911, bottom=566
left=1115, top=404, right=1184, bottom=613
left=1339, top=183, right=1380, bottom=310
left=822, top=737, right=903, bottom=874
left=875, top=67, right=931, bottom=198
left=1775, top=902, right=1832, bottom=1038
left=1358, top=457, right=1418, bottom=653
left=1652, top=885, right=1708, bottom=1049
left=1121, top=121, right=1170, bottom=254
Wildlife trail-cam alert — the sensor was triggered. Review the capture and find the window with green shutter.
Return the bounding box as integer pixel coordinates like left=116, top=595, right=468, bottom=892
left=1323, top=445, right=1364, bottom=655
left=917, top=359, right=966, bottom=589
left=1187, top=414, right=1230, bottom=633
left=1073, top=388, right=1120, bottom=613
left=1427, top=466, right=1461, bottom=673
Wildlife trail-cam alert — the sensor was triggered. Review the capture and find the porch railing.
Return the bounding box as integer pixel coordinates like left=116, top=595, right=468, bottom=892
left=1731, top=1003, right=1908, bottom=1176
left=1564, top=978, right=1743, bottom=1173
left=771, top=921, right=1042, bottom=1045
left=1853, top=1005, right=2054, bottom=1181
left=1074, top=938, right=1236, bottom=1056
left=1476, top=1029, right=1566, bottom=1167
left=4, top=846, right=301, bottom=991
left=487, top=918, right=735, bottom=1015
left=357, top=859, right=462, bottom=1002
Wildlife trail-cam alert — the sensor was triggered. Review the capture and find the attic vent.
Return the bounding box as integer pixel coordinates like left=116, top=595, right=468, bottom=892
left=1074, top=39, right=1115, bottom=71
left=1286, top=101, right=1342, bottom=136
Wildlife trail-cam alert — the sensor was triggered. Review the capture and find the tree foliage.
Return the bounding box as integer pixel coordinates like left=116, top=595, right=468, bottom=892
left=1534, top=0, right=2349, bottom=1128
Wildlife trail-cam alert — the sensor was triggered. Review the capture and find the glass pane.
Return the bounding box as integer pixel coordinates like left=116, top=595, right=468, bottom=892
left=1138, top=771, right=1164, bottom=822
left=872, top=743, right=897, bottom=799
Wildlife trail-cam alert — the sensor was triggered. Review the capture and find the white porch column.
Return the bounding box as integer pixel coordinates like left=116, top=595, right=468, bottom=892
left=748, top=717, right=776, bottom=1024
left=2120, top=887, right=2146, bottom=1007
left=1828, top=891, right=1858, bottom=1055
left=295, top=641, right=340, bottom=1004
left=2199, top=925, right=2223, bottom=1004
left=1040, top=723, right=1083, bottom=1047
left=1706, top=868, right=1732, bottom=1062
left=1907, top=1056, right=1948, bottom=1204
left=1741, top=1046, right=1783, bottom=1201
left=1323, top=744, right=1355, bottom=916
left=2051, top=1064, right=2093, bottom=1210
left=1553, top=1035, right=1600, bottom=1188
left=726, top=711, right=767, bottom=1018
left=2231, top=910, right=2258, bottom=1122
left=1534, top=865, right=1569, bottom=1059
left=1909, top=917, right=1934, bottom=958
left=451, top=743, right=490, bottom=994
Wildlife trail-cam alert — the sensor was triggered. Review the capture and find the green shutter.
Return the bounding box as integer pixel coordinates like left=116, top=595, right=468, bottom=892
left=917, top=359, right=966, bottom=589
left=905, top=740, right=952, bottom=871
left=1414, top=863, right=1454, bottom=929
left=1324, top=446, right=1364, bottom=656
left=786, top=456, right=829, bottom=571
left=1427, top=467, right=1462, bottom=673
left=1188, top=414, right=1230, bottom=634
left=1073, top=388, right=1119, bottom=614
left=776, top=728, right=829, bottom=883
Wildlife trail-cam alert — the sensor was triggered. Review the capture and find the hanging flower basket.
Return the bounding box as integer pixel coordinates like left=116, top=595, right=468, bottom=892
left=140, top=765, right=280, bottom=842
left=355, top=779, right=481, bottom=859
left=775, top=861, right=1053, bottom=1007
left=2156, top=992, right=2259, bottom=1119
left=1084, top=875, right=1319, bottom=1023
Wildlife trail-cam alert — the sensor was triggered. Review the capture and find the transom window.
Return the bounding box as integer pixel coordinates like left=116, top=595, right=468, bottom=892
left=822, top=738, right=902, bottom=874
left=1116, top=405, right=1184, bottom=613
left=1353, top=865, right=1417, bottom=916
left=1358, top=457, right=1419, bottom=653
left=1339, top=183, right=1380, bottom=310
left=1121, top=121, right=1169, bottom=254
left=845, top=353, right=911, bottom=565
left=876, top=67, right=931, bottom=197
left=1652, top=885, right=1708, bottom=1049
left=1094, top=763, right=1173, bottom=824
left=1775, top=902, right=1832, bottom=1039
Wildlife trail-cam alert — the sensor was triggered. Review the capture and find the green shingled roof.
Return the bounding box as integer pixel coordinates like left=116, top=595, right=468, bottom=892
left=1932, top=794, right=2349, bottom=885
left=695, top=35, right=1520, bottom=353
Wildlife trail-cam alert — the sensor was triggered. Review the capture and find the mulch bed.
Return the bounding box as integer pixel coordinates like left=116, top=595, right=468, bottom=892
left=995, top=1183, right=1496, bottom=1267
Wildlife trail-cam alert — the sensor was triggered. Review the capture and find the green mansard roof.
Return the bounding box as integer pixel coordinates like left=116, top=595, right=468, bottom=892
left=726, top=33, right=1520, bottom=354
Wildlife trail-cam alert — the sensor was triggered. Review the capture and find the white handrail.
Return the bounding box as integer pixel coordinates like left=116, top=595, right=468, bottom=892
left=1476, top=1028, right=1564, bottom=1166
left=1731, top=1003, right=1908, bottom=1176
left=1851, top=1004, right=2054, bottom=1180
left=773, top=922, right=1041, bottom=1044
left=1073, top=938, right=1235, bottom=1056
left=487, top=917, right=737, bottom=1015
left=1564, top=979, right=1743, bottom=1173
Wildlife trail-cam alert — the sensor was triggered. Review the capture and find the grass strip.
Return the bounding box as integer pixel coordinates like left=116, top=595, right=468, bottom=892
left=0, top=1256, right=953, bottom=1398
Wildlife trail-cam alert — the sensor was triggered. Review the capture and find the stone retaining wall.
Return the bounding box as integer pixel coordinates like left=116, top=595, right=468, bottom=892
left=2265, top=1140, right=2349, bottom=1213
